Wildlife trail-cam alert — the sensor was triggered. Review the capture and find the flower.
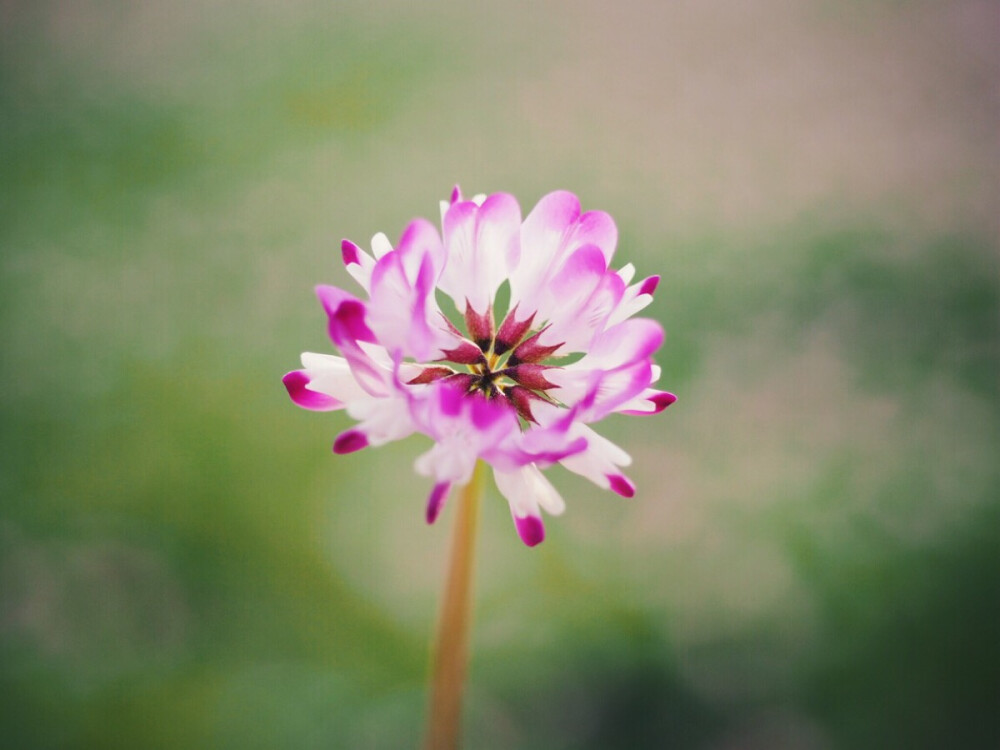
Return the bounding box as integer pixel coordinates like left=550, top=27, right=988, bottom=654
left=283, top=187, right=675, bottom=546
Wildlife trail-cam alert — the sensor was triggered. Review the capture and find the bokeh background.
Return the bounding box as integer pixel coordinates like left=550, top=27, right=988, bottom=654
left=2, top=0, right=998, bottom=748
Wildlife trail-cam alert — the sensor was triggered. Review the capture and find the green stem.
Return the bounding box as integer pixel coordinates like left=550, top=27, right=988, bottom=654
left=424, top=461, right=484, bottom=750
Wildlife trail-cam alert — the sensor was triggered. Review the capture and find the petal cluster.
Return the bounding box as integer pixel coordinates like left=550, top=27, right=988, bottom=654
left=284, top=188, right=675, bottom=546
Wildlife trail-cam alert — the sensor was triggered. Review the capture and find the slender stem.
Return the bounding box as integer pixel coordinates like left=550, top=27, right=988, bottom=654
left=424, top=461, right=485, bottom=750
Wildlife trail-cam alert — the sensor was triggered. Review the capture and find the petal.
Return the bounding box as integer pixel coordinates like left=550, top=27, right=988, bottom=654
left=540, top=260, right=626, bottom=353
left=316, top=285, right=376, bottom=343
left=414, top=440, right=478, bottom=486
left=282, top=370, right=343, bottom=411
left=607, top=474, right=636, bottom=498
left=572, top=318, right=664, bottom=372
left=606, top=273, right=659, bottom=328
left=510, top=190, right=581, bottom=312
left=370, top=232, right=393, bottom=259
left=299, top=352, right=372, bottom=404
left=494, top=463, right=566, bottom=517
left=405, top=380, right=520, bottom=472
left=438, top=193, right=521, bottom=314
left=425, top=481, right=452, bottom=524
left=617, top=389, right=677, bottom=415
left=515, top=515, right=545, bottom=547
left=494, top=464, right=567, bottom=547
left=547, top=360, right=655, bottom=421
left=566, top=209, right=617, bottom=266
left=333, top=429, right=369, bottom=454
left=521, top=190, right=580, bottom=257
left=316, top=288, right=390, bottom=397
left=344, top=395, right=416, bottom=447
left=367, top=249, right=453, bottom=361
left=398, top=217, right=445, bottom=277
left=559, top=425, right=635, bottom=495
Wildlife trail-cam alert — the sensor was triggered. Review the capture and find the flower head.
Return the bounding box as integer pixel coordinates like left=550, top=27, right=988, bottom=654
left=283, top=188, right=675, bottom=546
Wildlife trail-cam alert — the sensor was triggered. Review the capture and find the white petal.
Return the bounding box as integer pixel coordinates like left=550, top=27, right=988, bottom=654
left=370, top=232, right=393, bottom=259
left=299, top=352, right=370, bottom=403
left=493, top=464, right=566, bottom=517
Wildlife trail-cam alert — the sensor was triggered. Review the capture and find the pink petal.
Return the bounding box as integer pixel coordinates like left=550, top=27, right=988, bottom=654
left=333, top=429, right=369, bottom=454
left=567, top=209, right=618, bottom=266
left=439, top=193, right=520, bottom=314
left=559, top=425, right=633, bottom=493
left=341, top=239, right=361, bottom=266
left=586, top=318, right=664, bottom=370
left=317, top=286, right=376, bottom=344
left=515, top=515, right=545, bottom=547
left=425, top=481, right=451, bottom=524
left=398, top=217, right=444, bottom=274
left=522, top=190, right=580, bottom=251
left=282, top=370, right=343, bottom=411
left=607, top=474, right=636, bottom=498
left=618, top=389, right=677, bottom=415
left=367, top=249, right=450, bottom=361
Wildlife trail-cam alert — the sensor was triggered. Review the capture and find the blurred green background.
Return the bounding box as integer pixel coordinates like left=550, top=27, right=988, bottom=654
left=2, top=1, right=997, bottom=748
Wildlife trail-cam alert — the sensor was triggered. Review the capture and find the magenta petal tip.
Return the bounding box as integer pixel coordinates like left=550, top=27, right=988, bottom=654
left=515, top=515, right=545, bottom=547
left=608, top=474, right=636, bottom=498
left=341, top=239, right=361, bottom=266
left=333, top=430, right=369, bottom=454
left=639, top=275, right=660, bottom=296
left=283, top=370, right=341, bottom=411
left=426, top=482, right=451, bottom=524
left=650, top=391, right=677, bottom=412
left=282, top=370, right=308, bottom=391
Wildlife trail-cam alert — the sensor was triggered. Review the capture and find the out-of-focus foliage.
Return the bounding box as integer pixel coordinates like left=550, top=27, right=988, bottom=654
left=1, top=1, right=997, bottom=748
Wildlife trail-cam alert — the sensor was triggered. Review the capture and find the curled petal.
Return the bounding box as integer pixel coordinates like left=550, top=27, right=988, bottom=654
left=367, top=248, right=453, bottom=361
left=617, top=389, right=677, bottom=415
left=283, top=370, right=343, bottom=411
left=315, top=287, right=391, bottom=397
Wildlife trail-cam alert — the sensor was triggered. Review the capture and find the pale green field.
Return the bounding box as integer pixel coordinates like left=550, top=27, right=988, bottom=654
left=1, top=1, right=997, bottom=748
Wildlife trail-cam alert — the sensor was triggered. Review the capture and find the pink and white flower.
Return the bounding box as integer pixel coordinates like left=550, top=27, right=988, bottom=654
left=283, top=188, right=675, bottom=546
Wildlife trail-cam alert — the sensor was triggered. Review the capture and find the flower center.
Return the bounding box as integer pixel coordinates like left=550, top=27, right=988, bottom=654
left=409, top=303, right=562, bottom=424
